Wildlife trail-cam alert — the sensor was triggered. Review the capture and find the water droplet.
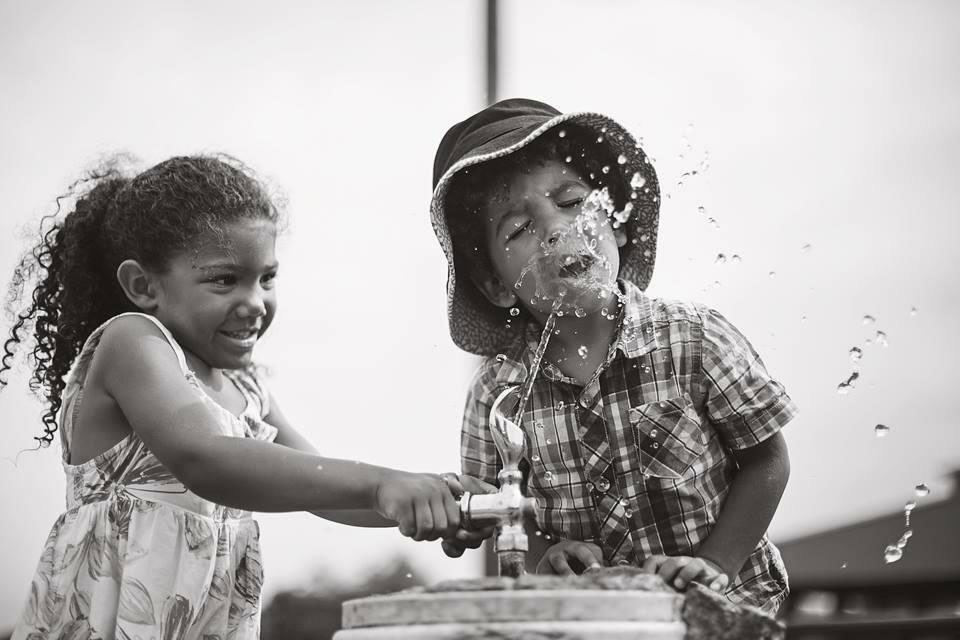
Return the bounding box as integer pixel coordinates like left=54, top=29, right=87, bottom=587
left=577, top=345, right=589, bottom=359
left=602, top=165, right=611, bottom=174
left=406, top=573, right=413, bottom=579
left=874, top=424, right=890, bottom=438
left=849, top=346, right=863, bottom=362
left=884, top=545, right=903, bottom=563
left=639, top=233, right=649, bottom=242
left=617, top=154, right=628, bottom=165
left=509, top=307, right=520, bottom=317
left=564, top=155, right=572, bottom=163
left=558, top=129, right=567, bottom=138
left=862, top=314, right=876, bottom=326
left=574, top=307, right=586, bottom=318
left=697, top=205, right=706, bottom=215
left=800, top=315, right=808, bottom=323
left=596, top=136, right=604, bottom=143
left=841, top=562, right=848, bottom=569
left=768, top=271, right=776, bottom=278
left=713, top=280, right=722, bottom=289
left=531, top=454, right=541, bottom=463
left=915, top=483, right=930, bottom=497
left=630, top=172, right=646, bottom=189
left=714, top=253, right=728, bottom=265
left=495, top=354, right=507, bottom=363
left=897, top=530, right=913, bottom=548
left=875, top=330, right=889, bottom=347
left=909, top=306, right=918, bottom=317
left=731, top=254, right=742, bottom=264
left=801, top=243, right=812, bottom=253
left=706, top=217, right=719, bottom=229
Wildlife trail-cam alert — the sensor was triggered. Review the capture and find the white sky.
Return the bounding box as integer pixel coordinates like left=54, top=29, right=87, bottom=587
left=1, top=0, right=959, bottom=629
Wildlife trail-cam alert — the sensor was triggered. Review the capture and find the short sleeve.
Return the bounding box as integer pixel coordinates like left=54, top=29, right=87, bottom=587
left=460, top=362, right=502, bottom=487
left=698, top=307, right=798, bottom=450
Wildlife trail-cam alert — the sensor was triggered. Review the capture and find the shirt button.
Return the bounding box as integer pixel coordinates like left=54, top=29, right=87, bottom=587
left=594, top=477, right=611, bottom=493
left=652, top=442, right=660, bottom=449
left=617, top=559, right=632, bottom=566
left=579, top=396, right=590, bottom=408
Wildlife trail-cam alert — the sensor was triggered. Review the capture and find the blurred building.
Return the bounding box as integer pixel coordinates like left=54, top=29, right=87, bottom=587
left=779, top=469, right=960, bottom=639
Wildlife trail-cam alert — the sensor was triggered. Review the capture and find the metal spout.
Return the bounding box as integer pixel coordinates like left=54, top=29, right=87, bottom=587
left=459, top=386, right=538, bottom=578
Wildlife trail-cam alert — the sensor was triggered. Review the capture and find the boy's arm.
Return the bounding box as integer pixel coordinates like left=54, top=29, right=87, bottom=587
left=693, top=431, right=790, bottom=579
left=693, top=306, right=797, bottom=581
left=266, top=393, right=394, bottom=527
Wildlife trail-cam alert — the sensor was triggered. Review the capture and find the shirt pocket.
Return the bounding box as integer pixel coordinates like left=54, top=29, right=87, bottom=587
left=628, top=395, right=708, bottom=480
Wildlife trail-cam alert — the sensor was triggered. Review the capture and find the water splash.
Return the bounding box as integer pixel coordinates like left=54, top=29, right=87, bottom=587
left=836, top=371, right=860, bottom=394
left=915, top=483, right=930, bottom=497
left=884, top=545, right=903, bottom=564
left=512, top=302, right=562, bottom=425
left=874, top=424, right=890, bottom=438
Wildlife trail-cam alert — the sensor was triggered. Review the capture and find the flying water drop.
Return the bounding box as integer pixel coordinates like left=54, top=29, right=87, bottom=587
left=714, top=253, right=727, bottom=265
left=884, top=545, right=902, bottom=564
left=874, top=424, right=890, bottom=438
left=915, top=483, right=930, bottom=497
left=849, top=347, right=863, bottom=363
left=862, top=314, right=876, bottom=326
left=875, top=331, right=889, bottom=347
left=577, top=345, right=589, bottom=359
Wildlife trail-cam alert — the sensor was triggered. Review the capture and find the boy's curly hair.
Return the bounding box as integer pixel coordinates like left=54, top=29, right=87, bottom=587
left=445, top=125, right=626, bottom=287
left=1, top=154, right=281, bottom=446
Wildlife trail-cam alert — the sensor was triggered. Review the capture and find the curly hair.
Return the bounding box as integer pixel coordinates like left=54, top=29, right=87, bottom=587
left=445, top=125, right=625, bottom=286
left=1, top=154, right=281, bottom=446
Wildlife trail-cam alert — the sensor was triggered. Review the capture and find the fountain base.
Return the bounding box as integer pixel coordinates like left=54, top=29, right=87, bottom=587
left=334, top=569, right=784, bottom=640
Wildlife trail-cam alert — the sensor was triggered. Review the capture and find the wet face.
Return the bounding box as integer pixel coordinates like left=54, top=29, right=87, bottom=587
left=152, top=219, right=278, bottom=370
left=478, top=159, right=626, bottom=317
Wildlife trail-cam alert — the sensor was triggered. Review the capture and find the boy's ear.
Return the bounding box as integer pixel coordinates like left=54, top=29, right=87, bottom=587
left=614, top=227, right=628, bottom=248
left=116, top=259, right=160, bottom=311
left=472, top=271, right=519, bottom=309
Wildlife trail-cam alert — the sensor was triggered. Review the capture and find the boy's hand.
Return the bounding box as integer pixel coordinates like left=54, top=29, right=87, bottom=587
left=641, top=554, right=729, bottom=592
left=375, top=471, right=461, bottom=541
left=536, top=540, right=603, bottom=575
left=439, top=473, right=498, bottom=558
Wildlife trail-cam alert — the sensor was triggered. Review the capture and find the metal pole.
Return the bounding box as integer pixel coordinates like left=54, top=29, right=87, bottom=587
left=485, top=0, right=498, bottom=106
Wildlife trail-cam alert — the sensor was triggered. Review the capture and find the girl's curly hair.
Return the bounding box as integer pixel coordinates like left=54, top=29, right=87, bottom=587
left=1, top=154, right=281, bottom=446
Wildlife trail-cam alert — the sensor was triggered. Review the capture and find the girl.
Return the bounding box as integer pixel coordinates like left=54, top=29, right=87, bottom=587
left=1, top=155, right=471, bottom=639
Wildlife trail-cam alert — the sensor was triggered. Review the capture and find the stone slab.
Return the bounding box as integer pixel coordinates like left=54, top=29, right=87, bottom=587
left=334, top=620, right=685, bottom=640
left=343, top=590, right=682, bottom=628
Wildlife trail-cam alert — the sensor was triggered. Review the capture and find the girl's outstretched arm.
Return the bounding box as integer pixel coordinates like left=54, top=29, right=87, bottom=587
left=95, top=315, right=459, bottom=540
left=266, top=393, right=395, bottom=527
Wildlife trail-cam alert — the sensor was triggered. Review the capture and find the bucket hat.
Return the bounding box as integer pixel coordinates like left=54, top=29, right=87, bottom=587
left=430, top=98, right=660, bottom=356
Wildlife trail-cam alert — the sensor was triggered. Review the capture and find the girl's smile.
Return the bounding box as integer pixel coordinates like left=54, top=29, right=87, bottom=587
left=151, top=218, right=278, bottom=375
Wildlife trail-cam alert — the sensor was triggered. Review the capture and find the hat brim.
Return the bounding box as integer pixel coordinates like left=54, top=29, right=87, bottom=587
left=430, top=112, right=660, bottom=356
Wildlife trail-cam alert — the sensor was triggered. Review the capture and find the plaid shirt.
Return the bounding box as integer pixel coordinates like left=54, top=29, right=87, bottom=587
left=461, top=280, right=798, bottom=612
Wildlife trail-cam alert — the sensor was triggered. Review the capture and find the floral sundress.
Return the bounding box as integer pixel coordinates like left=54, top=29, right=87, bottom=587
left=13, top=312, right=278, bottom=640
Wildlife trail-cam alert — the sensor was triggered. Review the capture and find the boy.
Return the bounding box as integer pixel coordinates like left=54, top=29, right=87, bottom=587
left=431, top=99, right=796, bottom=613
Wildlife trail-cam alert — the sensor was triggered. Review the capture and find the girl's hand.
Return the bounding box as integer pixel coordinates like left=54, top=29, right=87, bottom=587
left=375, top=471, right=462, bottom=541
left=437, top=473, right=498, bottom=558
left=641, top=554, right=729, bottom=592
left=536, top=540, right=603, bottom=575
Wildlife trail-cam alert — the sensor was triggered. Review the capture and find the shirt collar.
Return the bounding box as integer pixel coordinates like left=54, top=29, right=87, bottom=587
left=509, top=280, right=659, bottom=382
left=614, top=279, right=659, bottom=359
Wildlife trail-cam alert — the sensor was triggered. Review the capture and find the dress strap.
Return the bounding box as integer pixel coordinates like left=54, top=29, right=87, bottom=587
left=59, top=312, right=193, bottom=462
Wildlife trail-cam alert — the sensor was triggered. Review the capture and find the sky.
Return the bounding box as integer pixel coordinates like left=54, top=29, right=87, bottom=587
left=1, top=0, right=959, bottom=630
